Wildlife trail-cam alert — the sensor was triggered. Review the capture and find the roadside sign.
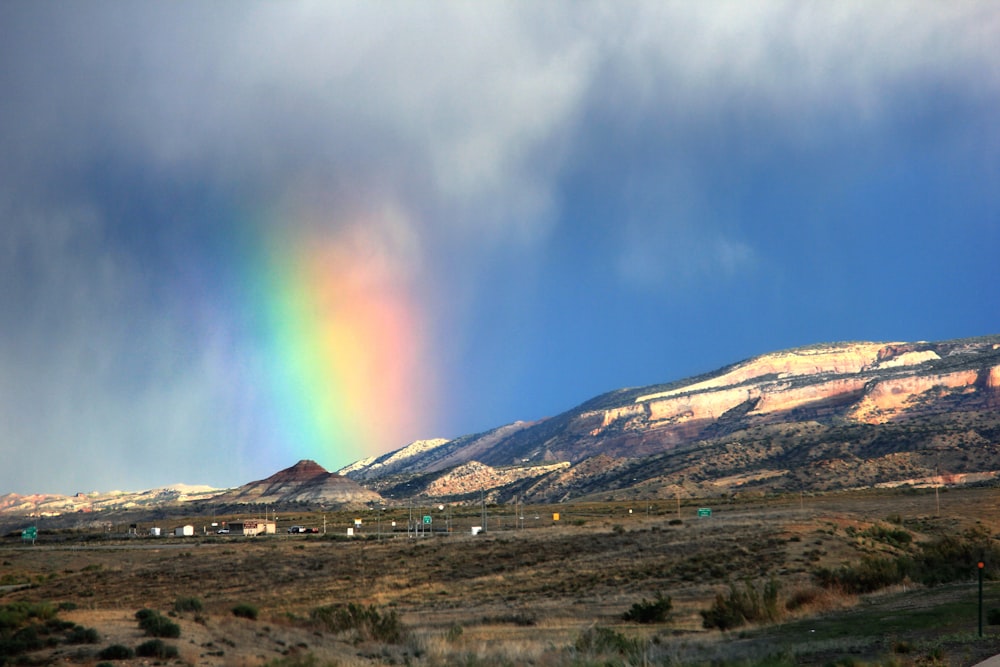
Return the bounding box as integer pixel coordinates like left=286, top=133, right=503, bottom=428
left=552, top=513, right=560, bottom=522
left=697, top=508, right=712, bottom=518
left=422, top=515, right=432, bottom=525
left=22, top=526, right=37, bottom=542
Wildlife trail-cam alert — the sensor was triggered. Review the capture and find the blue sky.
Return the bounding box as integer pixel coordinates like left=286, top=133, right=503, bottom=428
left=1, top=2, right=998, bottom=495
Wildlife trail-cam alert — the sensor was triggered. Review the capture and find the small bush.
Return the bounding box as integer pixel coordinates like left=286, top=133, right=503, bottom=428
left=310, top=603, right=406, bottom=643
left=98, top=644, right=135, bottom=660
left=133, top=608, right=155, bottom=622
left=575, top=626, right=643, bottom=662
left=263, top=655, right=325, bottom=667
left=136, top=638, right=179, bottom=659
left=135, top=609, right=180, bottom=638
left=816, top=525, right=1000, bottom=594
left=701, top=578, right=781, bottom=631
left=860, top=525, right=913, bottom=548
left=65, top=625, right=100, bottom=644
left=173, top=596, right=204, bottom=614
left=0, top=601, right=56, bottom=631
left=622, top=593, right=672, bottom=624
left=481, top=611, right=537, bottom=626
left=232, top=603, right=259, bottom=620
left=814, top=556, right=909, bottom=594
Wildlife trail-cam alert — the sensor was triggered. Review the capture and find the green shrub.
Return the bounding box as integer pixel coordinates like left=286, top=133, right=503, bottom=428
left=97, top=644, right=135, bottom=660
left=574, top=626, right=643, bottom=662
left=173, top=596, right=204, bottom=614
left=622, top=593, right=672, bottom=624
left=815, top=555, right=910, bottom=594
left=860, top=525, right=913, bottom=548
left=135, top=609, right=180, bottom=638
left=480, top=611, right=537, bottom=626
left=263, top=655, right=327, bottom=667
left=44, top=618, right=75, bottom=633
left=0, top=601, right=56, bottom=632
left=815, top=525, right=1000, bottom=594
left=65, top=625, right=99, bottom=644
left=133, top=608, right=155, bottom=622
left=917, top=527, right=999, bottom=585
left=136, top=638, right=179, bottom=659
left=701, top=578, right=781, bottom=630
left=310, top=603, right=406, bottom=643
left=232, top=603, right=259, bottom=620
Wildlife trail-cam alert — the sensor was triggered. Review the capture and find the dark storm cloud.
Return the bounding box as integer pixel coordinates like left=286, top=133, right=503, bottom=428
left=0, top=1, right=997, bottom=493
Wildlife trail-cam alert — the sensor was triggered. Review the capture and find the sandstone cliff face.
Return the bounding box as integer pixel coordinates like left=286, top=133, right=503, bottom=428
left=634, top=342, right=888, bottom=404
left=988, top=365, right=1000, bottom=389
left=850, top=369, right=981, bottom=423
left=584, top=340, right=999, bottom=443
left=344, top=335, right=1000, bottom=502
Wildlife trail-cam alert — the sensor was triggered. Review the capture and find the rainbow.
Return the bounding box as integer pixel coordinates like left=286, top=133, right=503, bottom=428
left=239, top=214, right=437, bottom=470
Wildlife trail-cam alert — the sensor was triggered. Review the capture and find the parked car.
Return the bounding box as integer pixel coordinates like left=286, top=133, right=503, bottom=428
left=217, top=528, right=230, bottom=534
left=288, top=526, right=303, bottom=533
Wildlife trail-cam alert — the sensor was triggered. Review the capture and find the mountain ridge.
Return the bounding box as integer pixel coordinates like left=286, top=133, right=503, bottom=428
left=210, top=459, right=381, bottom=505
left=343, top=335, right=1000, bottom=502
left=3, top=335, right=998, bottom=525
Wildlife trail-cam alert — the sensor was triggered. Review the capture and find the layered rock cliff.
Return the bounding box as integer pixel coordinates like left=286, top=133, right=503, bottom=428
left=346, top=335, right=1000, bottom=501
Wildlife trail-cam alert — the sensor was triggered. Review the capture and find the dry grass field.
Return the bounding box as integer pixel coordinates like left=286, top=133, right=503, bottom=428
left=4, top=488, right=1000, bottom=666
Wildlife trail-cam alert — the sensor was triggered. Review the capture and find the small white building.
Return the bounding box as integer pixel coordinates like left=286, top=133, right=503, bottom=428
left=149, top=527, right=161, bottom=537
left=174, top=525, right=194, bottom=537
left=229, top=520, right=276, bottom=537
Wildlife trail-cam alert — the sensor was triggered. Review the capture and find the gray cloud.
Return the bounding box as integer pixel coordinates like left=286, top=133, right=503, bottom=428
left=0, top=1, right=997, bottom=493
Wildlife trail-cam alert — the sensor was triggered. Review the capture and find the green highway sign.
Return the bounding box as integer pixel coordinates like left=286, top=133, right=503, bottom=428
left=423, top=515, right=432, bottom=525
left=697, top=508, right=712, bottom=518
left=22, top=526, right=37, bottom=541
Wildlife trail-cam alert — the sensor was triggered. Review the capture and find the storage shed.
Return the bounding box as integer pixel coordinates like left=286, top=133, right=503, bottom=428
left=229, top=520, right=276, bottom=537
left=174, top=525, right=194, bottom=537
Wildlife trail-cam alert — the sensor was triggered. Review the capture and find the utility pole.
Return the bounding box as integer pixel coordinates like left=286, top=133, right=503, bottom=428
left=481, top=489, right=488, bottom=533
left=979, top=561, right=985, bottom=637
